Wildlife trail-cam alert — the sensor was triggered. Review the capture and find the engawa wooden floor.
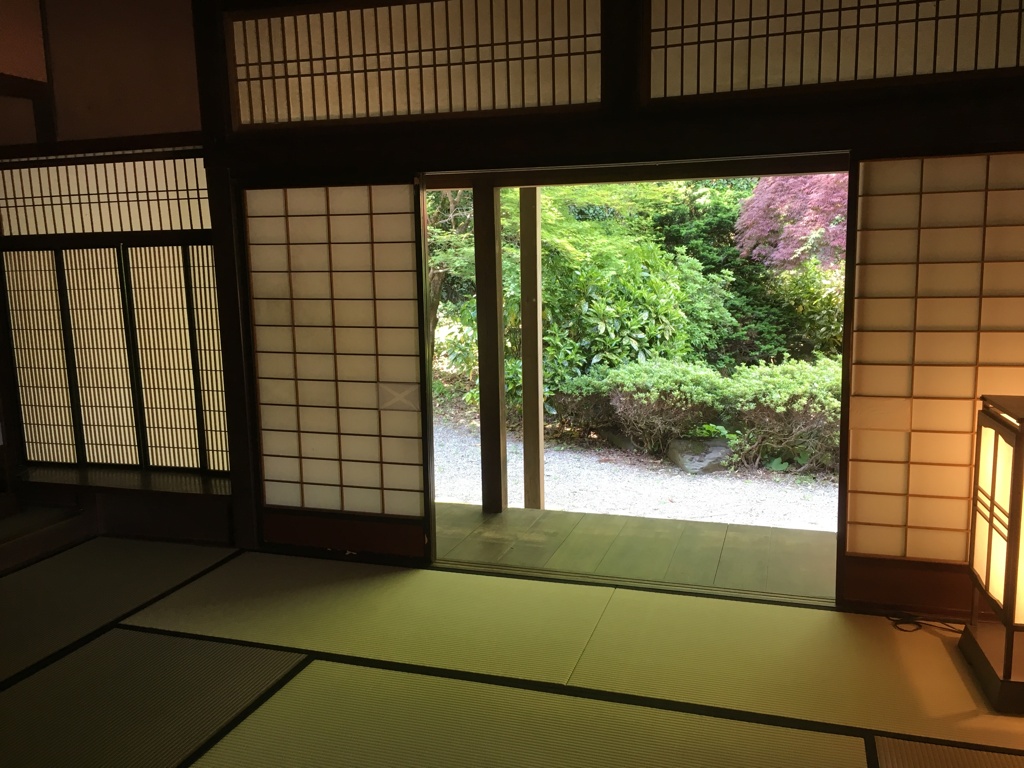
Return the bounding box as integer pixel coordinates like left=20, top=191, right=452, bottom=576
left=3, top=537, right=1024, bottom=767
left=435, top=503, right=837, bottom=602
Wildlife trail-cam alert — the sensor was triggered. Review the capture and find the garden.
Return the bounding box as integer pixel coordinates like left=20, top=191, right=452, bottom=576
left=428, top=174, right=848, bottom=490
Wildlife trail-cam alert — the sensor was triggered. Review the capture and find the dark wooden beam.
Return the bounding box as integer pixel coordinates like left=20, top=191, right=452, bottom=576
left=415, top=182, right=437, bottom=557
left=205, top=168, right=259, bottom=549
left=834, top=162, right=861, bottom=601
left=192, top=0, right=235, bottom=145
left=219, top=70, right=1024, bottom=184
left=520, top=187, right=543, bottom=511
left=0, top=74, right=47, bottom=101
left=191, top=0, right=260, bottom=549
left=473, top=184, right=507, bottom=515
left=35, top=0, right=56, bottom=142
left=0, top=260, right=27, bottom=473
left=601, top=0, right=646, bottom=113
left=0, top=133, right=205, bottom=162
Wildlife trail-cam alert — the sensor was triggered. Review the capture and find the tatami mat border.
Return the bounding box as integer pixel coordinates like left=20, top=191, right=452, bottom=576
left=430, top=561, right=840, bottom=612
left=0, top=546, right=242, bottom=692
left=117, top=623, right=1024, bottom=765
left=178, top=656, right=315, bottom=768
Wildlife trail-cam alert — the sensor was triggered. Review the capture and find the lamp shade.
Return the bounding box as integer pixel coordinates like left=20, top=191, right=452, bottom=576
left=960, top=395, right=1024, bottom=713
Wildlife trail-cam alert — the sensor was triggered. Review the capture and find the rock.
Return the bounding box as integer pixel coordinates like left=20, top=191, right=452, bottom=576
left=597, top=427, right=642, bottom=453
left=667, top=437, right=732, bottom=473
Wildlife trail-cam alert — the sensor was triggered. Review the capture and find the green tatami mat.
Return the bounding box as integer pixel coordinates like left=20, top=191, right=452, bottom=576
left=567, top=589, right=1023, bottom=751
left=0, top=537, right=234, bottom=681
left=876, top=738, right=1024, bottom=767
left=0, top=628, right=303, bottom=768
left=196, top=661, right=867, bottom=768
left=126, top=552, right=613, bottom=683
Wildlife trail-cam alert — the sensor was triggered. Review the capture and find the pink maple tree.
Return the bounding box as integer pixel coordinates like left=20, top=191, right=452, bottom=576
left=735, top=173, right=849, bottom=268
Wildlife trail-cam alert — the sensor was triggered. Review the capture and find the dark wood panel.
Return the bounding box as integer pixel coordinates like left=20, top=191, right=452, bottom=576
left=220, top=71, right=1024, bottom=186
left=838, top=554, right=973, bottom=620
left=0, top=511, right=97, bottom=576
left=262, top=509, right=428, bottom=562
left=45, top=0, right=202, bottom=141
left=97, top=489, right=233, bottom=545
left=0, top=131, right=204, bottom=162
left=473, top=186, right=507, bottom=514
left=0, top=74, right=48, bottom=101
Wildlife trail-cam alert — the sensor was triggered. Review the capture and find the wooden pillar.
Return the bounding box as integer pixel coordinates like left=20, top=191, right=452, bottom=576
left=473, top=185, right=507, bottom=514
left=520, top=187, right=544, bottom=510
left=192, top=0, right=259, bottom=548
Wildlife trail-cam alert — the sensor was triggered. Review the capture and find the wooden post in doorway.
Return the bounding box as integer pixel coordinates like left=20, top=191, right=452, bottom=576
left=520, top=187, right=544, bottom=510
left=474, top=185, right=507, bottom=514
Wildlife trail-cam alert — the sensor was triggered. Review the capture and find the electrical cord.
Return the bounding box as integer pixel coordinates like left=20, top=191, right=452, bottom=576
left=887, top=612, right=963, bottom=634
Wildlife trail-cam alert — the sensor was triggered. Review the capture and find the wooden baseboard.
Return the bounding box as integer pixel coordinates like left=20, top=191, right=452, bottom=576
left=0, top=512, right=97, bottom=575
left=97, top=490, right=233, bottom=545
left=261, top=509, right=427, bottom=561
left=838, top=553, right=973, bottom=620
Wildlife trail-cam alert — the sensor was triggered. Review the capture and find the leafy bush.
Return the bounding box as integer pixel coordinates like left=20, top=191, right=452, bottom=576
left=721, top=357, right=841, bottom=472
left=769, top=257, right=845, bottom=359
left=546, top=370, right=615, bottom=434
left=602, top=359, right=726, bottom=453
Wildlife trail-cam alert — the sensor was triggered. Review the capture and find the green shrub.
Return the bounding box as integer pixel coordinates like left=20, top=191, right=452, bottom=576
left=721, top=357, right=841, bottom=472
left=602, top=359, right=726, bottom=453
left=546, top=369, right=615, bottom=434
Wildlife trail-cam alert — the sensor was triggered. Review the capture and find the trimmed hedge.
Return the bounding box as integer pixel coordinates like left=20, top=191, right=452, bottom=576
left=721, top=357, right=841, bottom=471
left=548, top=355, right=841, bottom=473
left=602, top=359, right=725, bottom=453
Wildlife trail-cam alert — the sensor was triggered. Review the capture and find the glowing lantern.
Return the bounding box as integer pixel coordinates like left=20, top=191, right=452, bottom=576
left=960, top=396, right=1024, bottom=713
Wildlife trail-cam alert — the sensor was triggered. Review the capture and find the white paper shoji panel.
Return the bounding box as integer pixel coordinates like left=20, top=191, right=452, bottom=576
left=651, top=0, right=1024, bottom=99
left=190, top=246, right=230, bottom=472
left=130, top=247, right=201, bottom=469
left=231, top=0, right=601, bottom=125
left=247, top=184, right=424, bottom=517
left=1, top=251, right=77, bottom=463
left=64, top=249, right=139, bottom=466
left=0, top=157, right=210, bottom=236
left=849, top=152, right=1024, bottom=563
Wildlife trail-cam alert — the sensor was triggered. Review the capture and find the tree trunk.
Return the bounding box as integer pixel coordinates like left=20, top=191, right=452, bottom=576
left=424, top=266, right=446, bottom=365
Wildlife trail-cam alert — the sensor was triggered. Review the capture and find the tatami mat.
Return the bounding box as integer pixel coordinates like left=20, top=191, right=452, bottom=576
left=195, top=660, right=867, bottom=768
left=125, top=552, right=614, bottom=683
left=876, top=738, right=1024, bottom=767
left=567, top=589, right=1024, bottom=750
left=0, top=537, right=234, bottom=681
left=0, top=627, right=303, bottom=768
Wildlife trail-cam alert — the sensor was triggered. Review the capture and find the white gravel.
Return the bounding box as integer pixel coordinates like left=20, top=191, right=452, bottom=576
left=433, top=419, right=839, bottom=532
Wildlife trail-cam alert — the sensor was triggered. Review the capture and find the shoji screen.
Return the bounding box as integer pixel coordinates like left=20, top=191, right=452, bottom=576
left=2, top=251, right=77, bottom=463
left=849, top=152, right=1024, bottom=562
left=64, top=248, right=139, bottom=465
left=650, top=0, right=1024, bottom=99
left=230, top=0, right=602, bottom=125
left=189, top=246, right=230, bottom=472
left=131, top=247, right=209, bottom=470
left=0, top=156, right=210, bottom=236
left=247, top=184, right=425, bottom=517
left=0, top=152, right=228, bottom=472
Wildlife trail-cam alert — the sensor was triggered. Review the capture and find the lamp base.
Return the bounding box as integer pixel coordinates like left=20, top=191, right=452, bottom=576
left=958, top=623, right=1024, bottom=715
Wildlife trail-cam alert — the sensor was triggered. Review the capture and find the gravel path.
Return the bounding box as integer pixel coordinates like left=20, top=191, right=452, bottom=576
left=433, top=420, right=839, bottom=532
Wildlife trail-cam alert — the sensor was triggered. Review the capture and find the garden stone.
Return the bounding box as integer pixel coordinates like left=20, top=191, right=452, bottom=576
left=597, top=427, right=642, bottom=453
left=667, top=437, right=732, bottom=473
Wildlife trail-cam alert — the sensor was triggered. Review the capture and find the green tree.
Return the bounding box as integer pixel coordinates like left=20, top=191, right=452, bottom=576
left=649, top=177, right=844, bottom=366
left=425, top=188, right=475, bottom=363
left=536, top=184, right=735, bottom=393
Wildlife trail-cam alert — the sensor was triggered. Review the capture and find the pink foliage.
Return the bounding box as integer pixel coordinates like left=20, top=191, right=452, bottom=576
left=735, top=173, right=849, bottom=267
